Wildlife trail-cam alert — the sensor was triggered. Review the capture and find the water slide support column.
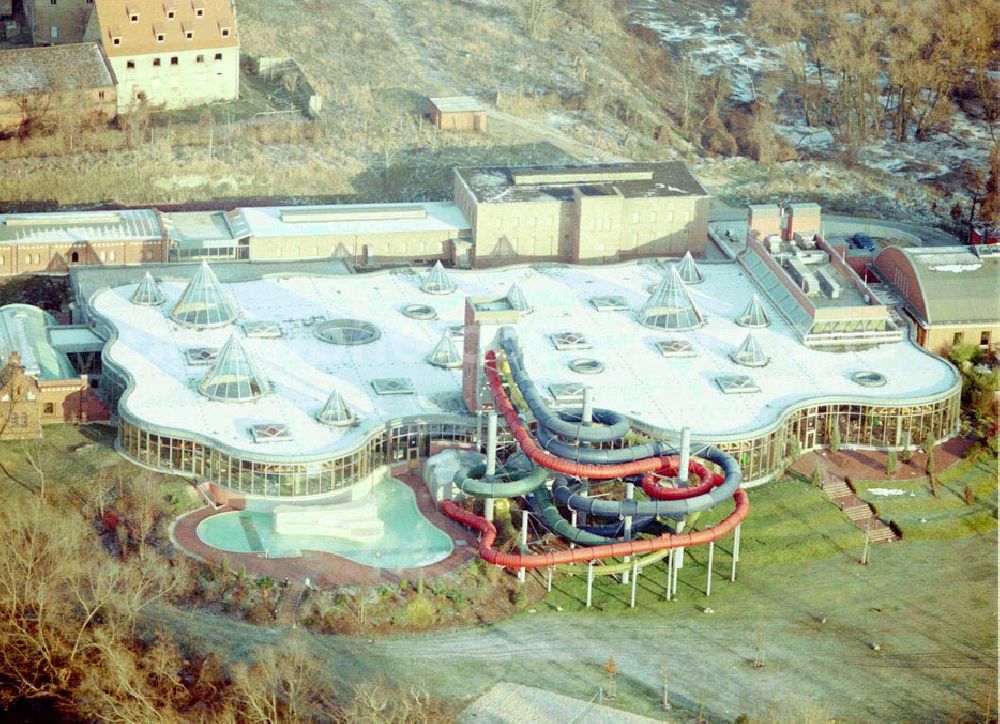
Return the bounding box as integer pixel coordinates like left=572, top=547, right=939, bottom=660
left=484, top=410, right=497, bottom=522
left=706, top=540, right=714, bottom=597
left=731, top=523, right=741, bottom=582
left=586, top=561, right=594, bottom=608
left=582, top=386, right=594, bottom=424
left=679, top=426, right=691, bottom=484
left=622, top=482, right=634, bottom=585
left=630, top=562, right=638, bottom=608
left=518, top=509, right=528, bottom=584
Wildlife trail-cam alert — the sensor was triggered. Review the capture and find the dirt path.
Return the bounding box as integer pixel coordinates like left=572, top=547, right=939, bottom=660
left=157, top=533, right=996, bottom=721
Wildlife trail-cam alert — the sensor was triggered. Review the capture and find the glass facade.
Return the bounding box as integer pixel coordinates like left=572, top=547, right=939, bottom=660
left=715, top=394, right=960, bottom=483
left=117, top=418, right=476, bottom=497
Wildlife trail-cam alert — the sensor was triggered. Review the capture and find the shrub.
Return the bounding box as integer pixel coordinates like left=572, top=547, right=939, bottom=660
left=886, top=450, right=898, bottom=475
left=900, top=447, right=913, bottom=463
left=403, top=596, right=437, bottom=629
left=963, top=484, right=976, bottom=506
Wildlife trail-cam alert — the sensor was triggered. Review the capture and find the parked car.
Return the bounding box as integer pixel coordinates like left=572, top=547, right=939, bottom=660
left=849, top=232, right=876, bottom=251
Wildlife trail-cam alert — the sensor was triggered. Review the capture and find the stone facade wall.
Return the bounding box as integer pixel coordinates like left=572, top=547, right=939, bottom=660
left=109, top=46, right=238, bottom=112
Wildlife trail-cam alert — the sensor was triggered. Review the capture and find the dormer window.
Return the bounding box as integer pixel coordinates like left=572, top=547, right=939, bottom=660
left=193, top=1, right=205, bottom=18
left=156, top=32, right=164, bottom=42
left=167, top=10, right=175, bottom=19
left=130, top=13, right=139, bottom=22
left=183, top=25, right=193, bottom=39
left=112, top=35, right=122, bottom=46
left=164, top=2, right=175, bottom=19
left=220, top=26, right=230, bottom=37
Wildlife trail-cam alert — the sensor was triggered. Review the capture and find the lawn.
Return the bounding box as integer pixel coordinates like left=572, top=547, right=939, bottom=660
left=543, top=474, right=867, bottom=614
left=855, top=454, right=998, bottom=541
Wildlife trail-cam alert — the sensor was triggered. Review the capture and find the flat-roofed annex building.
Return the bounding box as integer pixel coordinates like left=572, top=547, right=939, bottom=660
left=872, top=245, right=1000, bottom=354
left=428, top=96, right=487, bottom=132
left=88, top=0, right=239, bottom=113
left=454, top=163, right=710, bottom=267
left=0, top=43, right=116, bottom=135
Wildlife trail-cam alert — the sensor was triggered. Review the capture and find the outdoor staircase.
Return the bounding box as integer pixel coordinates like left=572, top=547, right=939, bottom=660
left=821, top=478, right=900, bottom=544
left=275, top=581, right=305, bottom=626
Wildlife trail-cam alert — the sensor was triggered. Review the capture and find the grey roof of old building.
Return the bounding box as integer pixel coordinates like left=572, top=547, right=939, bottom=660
left=0, top=42, right=114, bottom=97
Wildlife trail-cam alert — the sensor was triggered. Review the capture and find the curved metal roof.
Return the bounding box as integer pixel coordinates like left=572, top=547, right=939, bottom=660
left=0, top=304, right=77, bottom=380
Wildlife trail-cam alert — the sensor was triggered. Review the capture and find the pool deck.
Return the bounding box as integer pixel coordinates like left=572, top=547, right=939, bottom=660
left=170, top=463, right=479, bottom=587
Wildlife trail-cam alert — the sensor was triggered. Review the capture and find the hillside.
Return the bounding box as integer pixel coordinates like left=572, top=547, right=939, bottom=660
left=0, top=0, right=993, bottom=231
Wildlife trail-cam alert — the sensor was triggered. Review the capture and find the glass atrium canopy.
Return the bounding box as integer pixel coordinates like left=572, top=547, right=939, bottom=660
left=736, top=294, right=770, bottom=328
left=420, top=261, right=456, bottom=295
left=171, top=261, right=239, bottom=328
left=198, top=332, right=271, bottom=402
left=130, top=271, right=165, bottom=306
left=637, top=267, right=705, bottom=331
left=730, top=331, right=769, bottom=367
left=427, top=330, right=462, bottom=368
left=675, top=251, right=705, bottom=284
left=316, top=388, right=356, bottom=426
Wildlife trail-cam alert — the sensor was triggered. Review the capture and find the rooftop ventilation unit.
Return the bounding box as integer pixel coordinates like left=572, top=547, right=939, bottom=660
left=184, top=347, right=219, bottom=365
left=249, top=423, right=292, bottom=443
left=198, top=332, right=271, bottom=402
left=550, top=332, right=591, bottom=351
left=371, top=378, right=415, bottom=395
left=242, top=321, right=283, bottom=339
left=506, top=282, right=532, bottom=313
left=655, top=339, right=697, bottom=358
left=730, top=332, right=769, bottom=367
left=815, top=268, right=842, bottom=299
left=427, top=330, right=462, bottom=368
left=279, top=205, right=427, bottom=223
left=735, top=294, right=770, bottom=328
left=674, top=251, right=705, bottom=284
left=715, top=374, right=760, bottom=394
left=420, top=260, right=456, bottom=295
left=548, top=382, right=585, bottom=404
left=130, top=271, right=165, bottom=306
left=785, top=258, right=820, bottom=296
left=316, top=389, right=356, bottom=426
left=171, top=261, right=239, bottom=328
left=589, top=295, right=630, bottom=312
left=638, top=267, right=705, bottom=331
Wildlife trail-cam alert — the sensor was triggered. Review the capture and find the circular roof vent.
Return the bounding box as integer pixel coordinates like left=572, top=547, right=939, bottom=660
left=851, top=370, right=887, bottom=388
left=401, top=303, right=437, bottom=320
left=313, top=319, right=381, bottom=346
left=568, top=358, right=605, bottom=375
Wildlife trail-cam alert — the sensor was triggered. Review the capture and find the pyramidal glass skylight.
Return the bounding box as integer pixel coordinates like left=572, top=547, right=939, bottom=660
left=506, top=283, right=532, bottom=313
left=730, top=332, right=769, bottom=367
left=198, top=332, right=271, bottom=402
left=675, top=251, right=705, bottom=284
left=735, top=294, right=770, bottom=328
left=637, top=267, right=705, bottom=331
left=131, top=271, right=165, bottom=306
left=171, top=261, right=239, bottom=328
left=316, top=388, right=355, bottom=426
left=427, top=330, right=462, bottom=368
left=420, top=261, right=456, bottom=295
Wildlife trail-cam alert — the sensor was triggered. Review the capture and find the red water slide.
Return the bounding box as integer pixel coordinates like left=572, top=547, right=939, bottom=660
left=440, top=351, right=750, bottom=569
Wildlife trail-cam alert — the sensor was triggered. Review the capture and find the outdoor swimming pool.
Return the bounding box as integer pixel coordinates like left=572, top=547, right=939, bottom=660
left=196, top=477, right=454, bottom=569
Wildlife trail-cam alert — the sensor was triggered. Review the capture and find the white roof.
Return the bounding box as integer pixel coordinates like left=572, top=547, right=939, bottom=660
left=0, top=209, right=161, bottom=244
left=91, top=261, right=958, bottom=460
left=235, top=202, right=470, bottom=239
left=429, top=96, right=487, bottom=113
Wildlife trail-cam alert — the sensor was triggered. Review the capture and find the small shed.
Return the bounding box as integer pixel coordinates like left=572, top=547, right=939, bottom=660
left=428, top=96, right=487, bottom=132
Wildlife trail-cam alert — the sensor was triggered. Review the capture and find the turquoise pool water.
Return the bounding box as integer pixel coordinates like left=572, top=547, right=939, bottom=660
left=196, top=477, right=454, bottom=569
